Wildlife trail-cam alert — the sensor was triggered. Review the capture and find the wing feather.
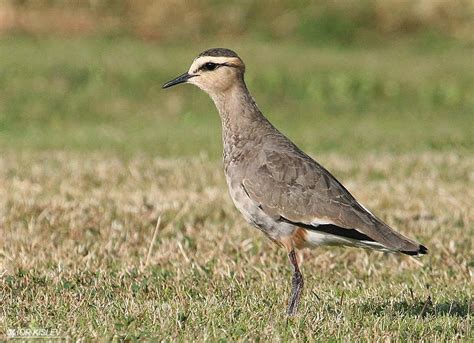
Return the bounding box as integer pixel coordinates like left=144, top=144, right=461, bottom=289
left=242, top=147, right=421, bottom=252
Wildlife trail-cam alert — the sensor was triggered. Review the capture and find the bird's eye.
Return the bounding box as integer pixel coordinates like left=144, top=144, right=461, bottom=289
left=203, top=62, right=217, bottom=71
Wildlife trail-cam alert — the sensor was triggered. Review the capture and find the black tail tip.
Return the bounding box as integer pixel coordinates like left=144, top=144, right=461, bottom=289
left=401, top=244, right=428, bottom=256
left=418, top=244, right=428, bottom=255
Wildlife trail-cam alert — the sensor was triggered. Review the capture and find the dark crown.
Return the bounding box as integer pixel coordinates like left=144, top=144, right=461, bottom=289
left=198, top=48, right=239, bottom=58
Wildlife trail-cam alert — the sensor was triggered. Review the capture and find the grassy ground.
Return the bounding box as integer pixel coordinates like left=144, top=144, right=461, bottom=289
left=0, top=36, right=473, bottom=340
left=0, top=36, right=472, bottom=157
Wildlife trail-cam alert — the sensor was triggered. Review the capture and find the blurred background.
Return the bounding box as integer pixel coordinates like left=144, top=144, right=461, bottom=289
left=0, top=0, right=472, bottom=157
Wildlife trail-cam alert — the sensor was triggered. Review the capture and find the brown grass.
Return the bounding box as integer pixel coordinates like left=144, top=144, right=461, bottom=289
left=0, top=150, right=472, bottom=339
left=0, top=0, right=472, bottom=42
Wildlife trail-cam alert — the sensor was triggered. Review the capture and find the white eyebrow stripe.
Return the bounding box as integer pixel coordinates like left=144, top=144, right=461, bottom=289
left=188, top=56, right=241, bottom=74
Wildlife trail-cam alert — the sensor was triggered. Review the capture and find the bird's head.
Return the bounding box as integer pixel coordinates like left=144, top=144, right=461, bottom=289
left=162, top=48, right=245, bottom=95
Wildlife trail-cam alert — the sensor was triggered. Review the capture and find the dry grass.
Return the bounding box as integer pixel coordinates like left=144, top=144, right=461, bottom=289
left=1, top=0, right=472, bottom=43
left=0, top=151, right=472, bottom=340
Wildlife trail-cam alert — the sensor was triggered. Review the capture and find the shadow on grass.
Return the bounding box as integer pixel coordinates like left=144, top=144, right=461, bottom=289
left=361, top=298, right=471, bottom=318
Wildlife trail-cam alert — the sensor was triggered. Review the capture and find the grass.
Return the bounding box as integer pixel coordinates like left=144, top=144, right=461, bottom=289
left=0, top=36, right=473, bottom=340
left=3, top=1, right=473, bottom=44
left=0, top=36, right=472, bottom=157
left=1, top=152, right=472, bottom=340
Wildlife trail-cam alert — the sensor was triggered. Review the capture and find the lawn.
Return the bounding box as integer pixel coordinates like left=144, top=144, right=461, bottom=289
left=0, top=36, right=472, bottom=340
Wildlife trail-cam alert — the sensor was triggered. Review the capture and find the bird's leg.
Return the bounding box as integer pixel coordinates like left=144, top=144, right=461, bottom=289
left=287, top=249, right=304, bottom=316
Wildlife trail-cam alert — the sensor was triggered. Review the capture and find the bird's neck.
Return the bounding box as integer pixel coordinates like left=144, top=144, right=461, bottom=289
left=209, top=80, right=275, bottom=167
left=210, top=81, right=270, bottom=141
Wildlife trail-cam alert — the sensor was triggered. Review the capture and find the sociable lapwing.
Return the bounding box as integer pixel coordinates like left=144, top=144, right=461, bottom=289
left=163, top=48, right=427, bottom=315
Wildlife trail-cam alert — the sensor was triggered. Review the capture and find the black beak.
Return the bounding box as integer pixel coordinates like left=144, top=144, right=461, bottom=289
left=162, top=73, right=196, bottom=89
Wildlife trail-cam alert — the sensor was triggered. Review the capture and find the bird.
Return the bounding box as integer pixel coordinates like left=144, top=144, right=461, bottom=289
left=162, top=48, right=427, bottom=315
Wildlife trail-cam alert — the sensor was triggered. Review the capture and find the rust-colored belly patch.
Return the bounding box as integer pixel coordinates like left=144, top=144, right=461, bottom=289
left=292, top=228, right=309, bottom=249
left=274, top=228, right=309, bottom=252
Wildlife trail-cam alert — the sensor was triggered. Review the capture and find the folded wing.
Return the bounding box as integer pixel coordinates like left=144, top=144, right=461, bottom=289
left=242, top=147, right=426, bottom=255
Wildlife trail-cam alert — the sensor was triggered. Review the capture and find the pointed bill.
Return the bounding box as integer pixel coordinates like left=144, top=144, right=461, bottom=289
left=162, top=73, right=196, bottom=89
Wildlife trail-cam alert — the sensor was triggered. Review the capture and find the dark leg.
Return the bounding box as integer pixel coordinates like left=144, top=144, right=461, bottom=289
left=287, top=249, right=304, bottom=316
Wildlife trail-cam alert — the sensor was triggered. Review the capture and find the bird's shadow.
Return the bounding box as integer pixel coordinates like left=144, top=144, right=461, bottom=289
left=360, top=298, right=471, bottom=318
